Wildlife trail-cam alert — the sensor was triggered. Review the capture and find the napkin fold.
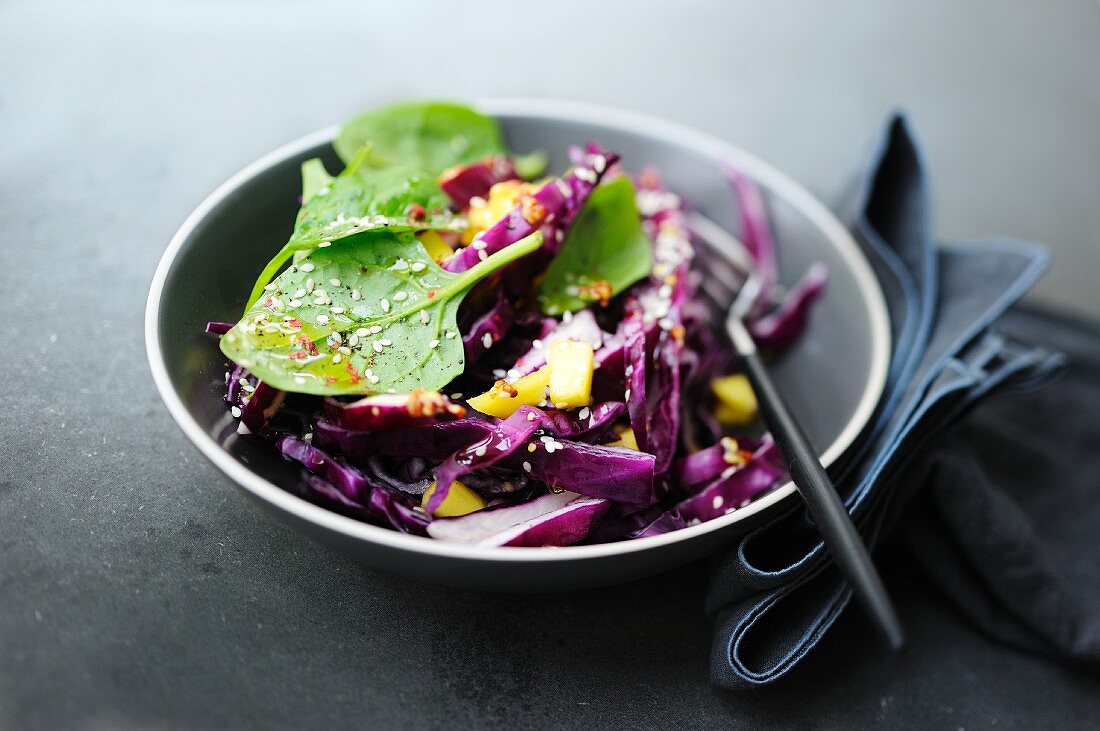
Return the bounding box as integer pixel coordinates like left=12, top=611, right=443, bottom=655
left=706, top=115, right=1066, bottom=688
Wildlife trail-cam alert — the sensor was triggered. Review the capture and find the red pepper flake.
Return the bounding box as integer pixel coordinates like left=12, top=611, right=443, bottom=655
left=426, top=289, right=437, bottom=299
left=288, top=351, right=307, bottom=361
left=285, top=318, right=303, bottom=329
left=345, top=362, right=362, bottom=384
left=325, top=376, right=338, bottom=384
left=408, top=203, right=426, bottom=221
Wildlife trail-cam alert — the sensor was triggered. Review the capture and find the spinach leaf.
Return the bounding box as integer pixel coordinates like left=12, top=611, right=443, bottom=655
left=334, top=101, right=505, bottom=174
left=223, top=230, right=542, bottom=396
left=538, top=176, right=653, bottom=315
left=246, top=156, right=464, bottom=308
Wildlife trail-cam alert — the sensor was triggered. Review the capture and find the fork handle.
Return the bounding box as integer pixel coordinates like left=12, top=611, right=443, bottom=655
left=729, top=318, right=906, bottom=651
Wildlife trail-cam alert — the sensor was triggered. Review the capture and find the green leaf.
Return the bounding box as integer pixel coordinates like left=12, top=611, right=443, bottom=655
left=538, top=176, right=654, bottom=315
left=514, top=150, right=549, bottom=180
left=299, top=158, right=334, bottom=205
left=246, top=162, right=464, bottom=308
left=222, top=230, right=542, bottom=396
left=334, top=101, right=505, bottom=174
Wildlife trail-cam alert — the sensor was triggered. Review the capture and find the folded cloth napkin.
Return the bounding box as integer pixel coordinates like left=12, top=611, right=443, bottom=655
left=897, top=305, right=1100, bottom=665
left=706, top=114, right=1066, bottom=688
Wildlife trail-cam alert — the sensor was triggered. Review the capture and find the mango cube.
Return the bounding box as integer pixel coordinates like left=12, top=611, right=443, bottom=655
left=465, top=180, right=537, bottom=242
left=417, top=230, right=453, bottom=262
left=712, top=373, right=758, bottom=426
left=422, top=479, right=487, bottom=517
left=468, top=367, right=550, bottom=418
left=547, top=340, right=595, bottom=409
left=606, top=425, right=639, bottom=450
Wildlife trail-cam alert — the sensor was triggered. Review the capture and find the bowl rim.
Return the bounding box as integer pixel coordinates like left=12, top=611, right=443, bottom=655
left=145, top=97, right=891, bottom=563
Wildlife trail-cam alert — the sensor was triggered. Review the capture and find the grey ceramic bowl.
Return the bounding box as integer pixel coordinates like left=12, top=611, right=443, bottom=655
left=146, top=99, right=889, bottom=592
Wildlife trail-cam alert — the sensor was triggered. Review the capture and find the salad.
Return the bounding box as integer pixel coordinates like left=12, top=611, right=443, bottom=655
left=207, top=101, right=826, bottom=547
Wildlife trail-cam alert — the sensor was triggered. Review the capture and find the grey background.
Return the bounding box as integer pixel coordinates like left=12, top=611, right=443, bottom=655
left=3, top=1, right=1100, bottom=729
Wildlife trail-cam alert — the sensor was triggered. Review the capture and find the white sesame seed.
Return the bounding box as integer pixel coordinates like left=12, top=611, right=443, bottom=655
left=330, top=331, right=343, bottom=343
left=419, top=310, right=430, bottom=325
left=444, top=331, right=455, bottom=339
left=482, top=333, right=493, bottom=349
left=477, top=249, right=488, bottom=261
left=294, top=376, right=306, bottom=385
left=350, top=289, right=362, bottom=301
left=562, top=310, right=573, bottom=323
left=591, top=154, right=607, bottom=174
left=522, top=461, right=532, bottom=473
left=369, top=375, right=380, bottom=384
left=410, top=262, right=427, bottom=272
left=305, top=278, right=315, bottom=293
left=474, top=446, right=487, bottom=457
left=293, top=288, right=307, bottom=298
left=393, top=291, right=408, bottom=302
left=316, top=314, right=329, bottom=325
left=493, top=369, right=506, bottom=378
left=333, top=353, right=342, bottom=363
left=338, top=345, right=351, bottom=355
left=713, top=495, right=724, bottom=510
left=379, top=338, right=392, bottom=346
left=555, top=179, right=571, bottom=197
left=317, top=241, right=331, bottom=247
left=369, top=325, right=383, bottom=334
left=658, top=317, right=675, bottom=331
left=575, top=167, right=597, bottom=184
left=355, top=328, right=369, bottom=337
left=532, top=339, right=543, bottom=349
left=526, top=412, right=536, bottom=421
left=472, top=239, right=487, bottom=250
left=578, top=407, right=591, bottom=420
left=372, top=340, right=383, bottom=353
left=506, top=369, right=520, bottom=380
left=451, top=393, right=463, bottom=399
left=288, top=299, right=302, bottom=308
left=380, top=298, right=390, bottom=312
left=300, top=262, right=315, bottom=272
left=313, top=296, right=328, bottom=305
left=428, top=339, right=440, bottom=348
left=348, top=335, right=359, bottom=347
left=330, top=306, right=345, bottom=314
left=329, top=278, right=341, bottom=287
left=263, top=283, right=277, bottom=291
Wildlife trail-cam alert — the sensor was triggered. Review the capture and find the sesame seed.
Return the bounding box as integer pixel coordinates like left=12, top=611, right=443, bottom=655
left=419, top=310, right=430, bottom=325
left=474, top=446, right=487, bottom=457
left=317, top=241, right=331, bottom=248
left=313, top=296, right=327, bottom=305
left=293, top=288, right=307, bottom=298
left=575, top=167, right=597, bottom=184
left=444, top=331, right=455, bottom=339
left=288, top=299, right=302, bottom=308
left=379, top=338, right=392, bottom=346
left=522, top=461, right=532, bottom=473
left=372, top=341, right=383, bottom=353
left=506, top=369, right=519, bottom=379
left=482, top=333, right=493, bottom=349
left=532, top=339, right=543, bottom=349
left=369, top=375, right=380, bottom=384
left=355, top=328, right=369, bottom=337
left=230, top=406, right=242, bottom=418
left=330, top=331, right=343, bottom=343
left=428, top=339, right=440, bottom=348
left=472, top=239, right=487, bottom=250
left=528, top=443, right=537, bottom=452
left=316, top=314, right=329, bottom=325
left=555, top=179, right=571, bottom=197
left=300, top=263, right=315, bottom=272
left=477, top=249, right=488, bottom=261
left=294, top=376, right=306, bottom=385
left=393, top=292, right=408, bottom=302
left=591, top=154, right=607, bottom=173
left=451, top=393, right=463, bottom=399
left=351, top=289, right=362, bottom=301
left=658, top=317, right=675, bottom=331
left=526, top=412, right=536, bottom=422
left=348, top=335, right=359, bottom=347
left=330, top=306, right=345, bottom=314
left=562, top=310, right=573, bottom=323
left=369, top=325, right=383, bottom=334
left=338, top=346, right=351, bottom=355
left=713, top=496, right=724, bottom=510
left=380, top=298, right=390, bottom=312
left=333, top=353, right=342, bottom=363
left=410, top=262, right=427, bottom=272
left=305, top=278, right=315, bottom=293
left=329, top=278, right=341, bottom=287
left=263, top=283, right=277, bottom=291
left=493, top=369, right=506, bottom=378
left=578, top=407, right=590, bottom=420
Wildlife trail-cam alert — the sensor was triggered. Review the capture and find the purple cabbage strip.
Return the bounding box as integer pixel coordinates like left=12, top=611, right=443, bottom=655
left=748, top=262, right=828, bottom=350
left=438, top=155, right=518, bottom=209
left=313, top=417, right=490, bottom=461
left=239, top=382, right=285, bottom=434
left=511, top=309, right=606, bottom=377
left=427, top=491, right=607, bottom=547
left=542, top=401, right=625, bottom=442
left=462, top=288, right=516, bottom=365
left=368, top=487, right=431, bottom=535
left=721, top=165, right=778, bottom=315
left=323, top=392, right=465, bottom=433
left=624, top=316, right=648, bottom=451
left=278, top=434, right=373, bottom=501
left=671, top=436, right=761, bottom=489
left=443, top=150, right=620, bottom=273
left=637, top=439, right=785, bottom=536
left=206, top=321, right=234, bottom=335
left=524, top=440, right=656, bottom=507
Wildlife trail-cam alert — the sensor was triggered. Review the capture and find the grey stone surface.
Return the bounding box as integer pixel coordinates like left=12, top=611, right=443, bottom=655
left=2, top=1, right=1100, bottom=728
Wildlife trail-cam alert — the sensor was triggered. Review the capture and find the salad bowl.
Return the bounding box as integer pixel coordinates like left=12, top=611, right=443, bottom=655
left=146, top=99, right=889, bottom=591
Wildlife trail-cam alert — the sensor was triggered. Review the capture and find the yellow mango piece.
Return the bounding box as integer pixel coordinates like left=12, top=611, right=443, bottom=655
left=712, top=373, right=758, bottom=426
left=464, top=180, right=538, bottom=243
left=547, top=340, right=594, bottom=409
left=468, top=367, right=551, bottom=418
left=606, top=425, right=639, bottom=450
left=417, top=230, right=453, bottom=262
left=422, top=479, right=487, bottom=518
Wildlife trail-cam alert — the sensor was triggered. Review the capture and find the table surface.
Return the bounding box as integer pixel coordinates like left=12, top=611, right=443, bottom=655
left=3, top=1, right=1100, bottom=728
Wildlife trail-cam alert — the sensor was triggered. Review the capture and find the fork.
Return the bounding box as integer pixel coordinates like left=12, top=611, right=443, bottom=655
left=689, top=212, right=906, bottom=652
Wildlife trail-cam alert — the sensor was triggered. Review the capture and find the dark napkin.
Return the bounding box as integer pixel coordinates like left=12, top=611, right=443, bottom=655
left=706, top=115, right=1067, bottom=688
